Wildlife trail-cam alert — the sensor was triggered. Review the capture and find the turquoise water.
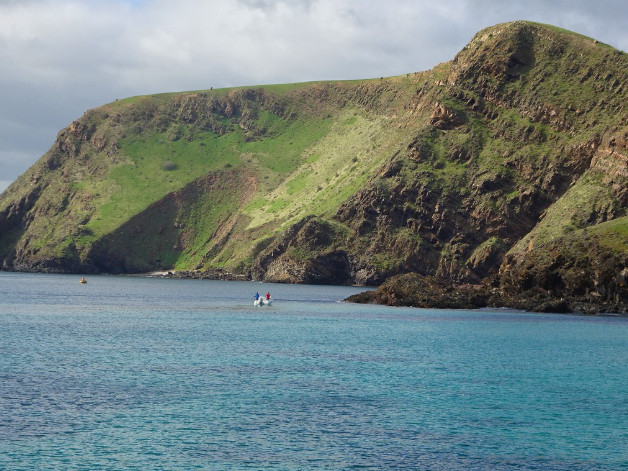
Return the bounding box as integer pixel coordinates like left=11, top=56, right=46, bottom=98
left=1, top=272, right=627, bottom=470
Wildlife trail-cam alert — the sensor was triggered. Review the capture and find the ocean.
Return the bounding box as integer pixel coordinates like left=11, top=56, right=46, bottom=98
left=1, top=272, right=627, bottom=470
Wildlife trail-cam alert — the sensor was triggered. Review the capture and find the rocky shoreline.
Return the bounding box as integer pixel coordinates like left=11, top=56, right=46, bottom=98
left=143, top=268, right=249, bottom=281
left=345, top=272, right=628, bottom=316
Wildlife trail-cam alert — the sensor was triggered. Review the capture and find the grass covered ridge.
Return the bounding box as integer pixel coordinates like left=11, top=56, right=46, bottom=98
left=0, top=20, right=626, bottom=292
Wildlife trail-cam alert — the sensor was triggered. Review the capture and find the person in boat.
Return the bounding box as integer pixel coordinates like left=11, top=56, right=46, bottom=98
left=265, top=292, right=271, bottom=300
left=254, top=292, right=260, bottom=301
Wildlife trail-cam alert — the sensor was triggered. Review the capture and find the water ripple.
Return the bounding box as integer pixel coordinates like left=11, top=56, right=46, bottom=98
left=1, top=273, right=627, bottom=470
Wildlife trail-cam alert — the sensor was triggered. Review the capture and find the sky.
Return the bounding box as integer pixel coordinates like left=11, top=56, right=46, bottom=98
left=1, top=0, right=627, bottom=193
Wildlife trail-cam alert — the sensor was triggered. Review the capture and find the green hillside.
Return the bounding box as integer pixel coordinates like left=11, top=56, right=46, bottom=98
left=1, top=21, right=627, bottom=313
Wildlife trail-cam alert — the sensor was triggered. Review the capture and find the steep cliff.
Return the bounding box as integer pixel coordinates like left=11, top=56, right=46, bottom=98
left=1, top=22, right=626, bottom=312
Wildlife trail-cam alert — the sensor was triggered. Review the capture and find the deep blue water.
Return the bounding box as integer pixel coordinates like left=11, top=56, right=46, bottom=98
left=1, top=272, right=627, bottom=470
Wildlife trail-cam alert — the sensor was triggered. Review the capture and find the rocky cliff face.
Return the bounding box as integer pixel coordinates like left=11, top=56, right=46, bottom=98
left=1, top=22, right=627, bottom=312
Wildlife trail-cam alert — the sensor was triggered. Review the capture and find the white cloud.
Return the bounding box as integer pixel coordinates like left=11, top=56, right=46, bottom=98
left=0, top=0, right=627, bottom=188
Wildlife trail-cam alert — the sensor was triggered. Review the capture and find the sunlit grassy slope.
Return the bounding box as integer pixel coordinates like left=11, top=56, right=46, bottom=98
left=11, top=73, right=420, bottom=270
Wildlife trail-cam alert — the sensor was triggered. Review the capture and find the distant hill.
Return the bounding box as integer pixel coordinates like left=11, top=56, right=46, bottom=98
left=1, top=21, right=626, bottom=313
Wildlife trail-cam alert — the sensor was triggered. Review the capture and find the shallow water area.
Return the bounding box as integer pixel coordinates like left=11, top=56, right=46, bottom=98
left=1, top=272, right=627, bottom=470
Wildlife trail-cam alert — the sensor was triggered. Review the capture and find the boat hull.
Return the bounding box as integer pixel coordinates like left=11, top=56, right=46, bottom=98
left=254, top=298, right=273, bottom=306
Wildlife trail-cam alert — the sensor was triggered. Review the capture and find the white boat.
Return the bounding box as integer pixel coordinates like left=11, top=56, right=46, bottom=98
left=254, top=297, right=273, bottom=306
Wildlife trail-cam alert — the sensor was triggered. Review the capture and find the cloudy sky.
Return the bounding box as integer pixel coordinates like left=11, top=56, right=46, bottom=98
left=1, top=0, right=627, bottom=192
